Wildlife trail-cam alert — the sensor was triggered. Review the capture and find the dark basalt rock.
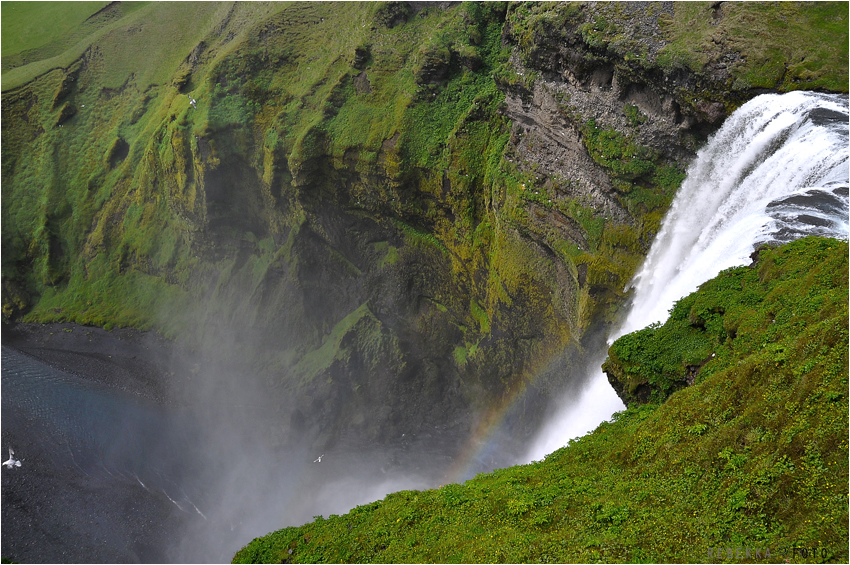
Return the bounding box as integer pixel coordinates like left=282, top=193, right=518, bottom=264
left=55, top=101, right=76, bottom=125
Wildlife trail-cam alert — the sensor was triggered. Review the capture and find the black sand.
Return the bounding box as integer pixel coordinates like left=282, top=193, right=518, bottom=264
left=2, top=322, right=184, bottom=404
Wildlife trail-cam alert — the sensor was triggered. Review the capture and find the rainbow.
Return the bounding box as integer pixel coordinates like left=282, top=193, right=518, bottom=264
left=442, top=350, right=571, bottom=485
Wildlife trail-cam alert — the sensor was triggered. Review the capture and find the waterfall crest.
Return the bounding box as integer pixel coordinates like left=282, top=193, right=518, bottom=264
left=620, top=91, right=849, bottom=337
left=526, top=91, right=849, bottom=461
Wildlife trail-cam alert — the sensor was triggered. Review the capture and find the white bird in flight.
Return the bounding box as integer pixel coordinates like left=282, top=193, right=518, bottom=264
left=313, top=454, right=324, bottom=463
left=3, top=448, right=21, bottom=469
left=188, top=95, right=197, bottom=109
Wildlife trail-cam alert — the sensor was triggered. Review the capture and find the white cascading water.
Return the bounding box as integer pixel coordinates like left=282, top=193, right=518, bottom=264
left=619, top=90, right=849, bottom=336
left=526, top=91, right=849, bottom=461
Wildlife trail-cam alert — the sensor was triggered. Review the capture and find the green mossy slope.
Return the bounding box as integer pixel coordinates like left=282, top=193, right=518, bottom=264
left=660, top=1, right=849, bottom=93
left=234, top=237, right=848, bottom=563
left=604, top=237, right=849, bottom=406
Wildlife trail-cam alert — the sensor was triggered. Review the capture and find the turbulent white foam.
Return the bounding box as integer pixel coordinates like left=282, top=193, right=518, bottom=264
left=525, top=91, right=849, bottom=462
left=620, top=91, right=848, bottom=337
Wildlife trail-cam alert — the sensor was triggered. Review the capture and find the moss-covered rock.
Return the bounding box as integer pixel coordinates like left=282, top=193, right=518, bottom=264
left=2, top=1, right=847, bottom=453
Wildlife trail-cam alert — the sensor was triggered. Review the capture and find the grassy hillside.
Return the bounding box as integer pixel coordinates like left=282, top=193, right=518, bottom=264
left=604, top=237, right=849, bottom=406
left=0, top=1, right=158, bottom=90
left=660, top=1, right=849, bottom=92
left=1, top=1, right=109, bottom=55
left=234, top=237, right=849, bottom=563
left=4, top=1, right=846, bottom=336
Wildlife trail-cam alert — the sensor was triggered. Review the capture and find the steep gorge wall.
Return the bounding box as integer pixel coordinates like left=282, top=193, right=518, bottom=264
left=2, top=1, right=846, bottom=451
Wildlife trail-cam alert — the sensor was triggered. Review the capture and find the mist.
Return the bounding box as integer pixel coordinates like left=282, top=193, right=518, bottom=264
left=523, top=362, right=624, bottom=463
left=145, top=288, right=517, bottom=562
left=139, top=91, right=850, bottom=562
left=5, top=85, right=845, bottom=564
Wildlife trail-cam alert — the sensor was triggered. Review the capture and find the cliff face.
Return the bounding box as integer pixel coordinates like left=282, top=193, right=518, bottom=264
left=2, top=1, right=847, bottom=449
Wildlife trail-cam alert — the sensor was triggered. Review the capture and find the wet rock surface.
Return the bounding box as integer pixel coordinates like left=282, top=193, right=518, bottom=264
left=499, top=2, right=724, bottom=202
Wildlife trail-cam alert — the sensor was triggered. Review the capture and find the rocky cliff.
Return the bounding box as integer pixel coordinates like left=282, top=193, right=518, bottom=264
left=2, top=1, right=847, bottom=451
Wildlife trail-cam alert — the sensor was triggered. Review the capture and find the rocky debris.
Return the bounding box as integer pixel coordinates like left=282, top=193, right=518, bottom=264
left=374, top=1, right=409, bottom=28
left=502, top=82, right=628, bottom=224
left=589, top=1, right=676, bottom=62
left=499, top=1, right=759, bottom=193
left=353, top=71, right=372, bottom=95
left=352, top=45, right=370, bottom=70
left=501, top=6, right=701, bottom=182
left=694, top=99, right=726, bottom=124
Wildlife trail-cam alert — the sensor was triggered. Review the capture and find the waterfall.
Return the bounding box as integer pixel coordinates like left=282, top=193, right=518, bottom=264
left=620, top=91, right=849, bottom=336
left=526, top=91, right=849, bottom=461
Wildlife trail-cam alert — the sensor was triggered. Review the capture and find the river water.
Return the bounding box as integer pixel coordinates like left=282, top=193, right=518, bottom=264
left=1, top=347, right=190, bottom=562
left=2, top=345, right=479, bottom=563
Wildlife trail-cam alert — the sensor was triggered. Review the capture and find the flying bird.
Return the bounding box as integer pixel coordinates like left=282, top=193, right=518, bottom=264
left=3, top=448, right=21, bottom=469
left=188, top=95, right=197, bottom=109
left=313, top=454, right=324, bottom=463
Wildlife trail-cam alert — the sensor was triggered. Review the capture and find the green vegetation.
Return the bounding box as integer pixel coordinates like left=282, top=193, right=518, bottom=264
left=1, top=1, right=192, bottom=92
left=506, top=1, right=583, bottom=60
left=568, top=118, right=685, bottom=322
left=1, top=1, right=564, bottom=340
left=582, top=118, right=667, bottom=187
left=605, top=237, right=849, bottom=405
left=1, top=1, right=109, bottom=56
left=659, top=2, right=849, bottom=92
left=623, top=103, right=646, bottom=127
left=3, top=3, right=848, bottom=562
left=517, top=1, right=849, bottom=94
left=235, top=238, right=849, bottom=563
left=1, top=1, right=585, bottom=435
left=4, top=0, right=844, bottom=355
left=505, top=1, right=847, bottom=128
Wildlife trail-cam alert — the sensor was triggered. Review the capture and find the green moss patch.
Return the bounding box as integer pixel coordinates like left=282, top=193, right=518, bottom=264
left=660, top=2, right=849, bottom=92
